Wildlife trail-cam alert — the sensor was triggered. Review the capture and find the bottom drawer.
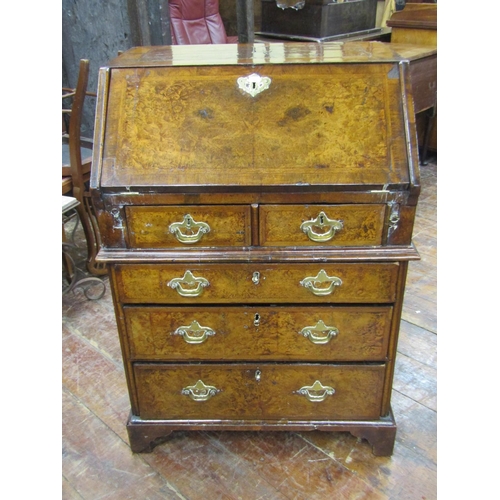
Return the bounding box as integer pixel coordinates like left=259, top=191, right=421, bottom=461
left=134, top=363, right=385, bottom=421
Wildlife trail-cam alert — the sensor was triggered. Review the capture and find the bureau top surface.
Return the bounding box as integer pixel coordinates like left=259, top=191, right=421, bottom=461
left=93, top=42, right=430, bottom=193
left=106, top=42, right=436, bottom=68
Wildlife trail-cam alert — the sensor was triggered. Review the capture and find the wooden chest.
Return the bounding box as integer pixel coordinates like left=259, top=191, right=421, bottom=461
left=91, top=42, right=435, bottom=456
left=260, top=0, right=378, bottom=40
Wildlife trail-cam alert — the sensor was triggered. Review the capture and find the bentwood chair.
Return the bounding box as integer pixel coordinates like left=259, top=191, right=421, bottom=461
left=62, top=59, right=106, bottom=276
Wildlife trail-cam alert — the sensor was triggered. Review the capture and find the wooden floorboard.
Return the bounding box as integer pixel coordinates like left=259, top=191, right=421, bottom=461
left=62, top=159, right=438, bottom=499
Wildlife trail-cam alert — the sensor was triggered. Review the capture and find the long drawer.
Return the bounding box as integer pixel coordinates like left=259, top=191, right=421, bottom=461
left=134, top=363, right=386, bottom=420
left=124, top=305, right=392, bottom=361
left=259, top=204, right=386, bottom=247
left=114, top=263, right=399, bottom=304
left=125, top=205, right=252, bottom=248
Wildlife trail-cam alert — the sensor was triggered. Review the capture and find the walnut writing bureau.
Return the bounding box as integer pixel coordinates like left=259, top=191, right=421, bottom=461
left=90, top=42, right=436, bottom=456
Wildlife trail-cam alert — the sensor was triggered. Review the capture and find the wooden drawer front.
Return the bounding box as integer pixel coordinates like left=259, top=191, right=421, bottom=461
left=134, top=363, right=385, bottom=420
left=115, top=263, right=399, bottom=304
left=259, top=204, right=385, bottom=246
left=125, top=306, right=392, bottom=362
left=125, top=205, right=251, bottom=248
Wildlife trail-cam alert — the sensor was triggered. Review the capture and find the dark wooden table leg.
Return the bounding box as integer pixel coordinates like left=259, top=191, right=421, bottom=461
left=420, top=106, right=436, bottom=166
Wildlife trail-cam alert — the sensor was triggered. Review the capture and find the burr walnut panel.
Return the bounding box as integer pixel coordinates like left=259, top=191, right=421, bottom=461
left=259, top=204, right=386, bottom=246
left=114, top=263, right=399, bottom=304
left=124, top=305, right=393, bottom=362
left=134, top=363, right=386, bottom=420
left=125, top=205, right=252, bottom=248
left=101, top=64, right=410, bottom=190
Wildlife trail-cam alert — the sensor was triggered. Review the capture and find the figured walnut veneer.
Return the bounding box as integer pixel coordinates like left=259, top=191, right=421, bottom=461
left=101, top=64, right=406, bottom=189
left=91, top=42, right=432, bottom=456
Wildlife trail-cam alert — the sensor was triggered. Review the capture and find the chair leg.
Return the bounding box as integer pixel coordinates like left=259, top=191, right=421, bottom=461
left=76, top=201, right=107, bottom=276
left=62, top=222, right=74, bottom=284
left=85, top=196, right=107, bottom=271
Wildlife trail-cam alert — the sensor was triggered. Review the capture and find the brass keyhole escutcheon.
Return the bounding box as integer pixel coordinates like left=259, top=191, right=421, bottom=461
left=254, top=313, right=261, bottom=327
left=237, top=73, right=272, bottom=97
left=252, top=271, right=260, bottom=285
left=255, top=370, right=261, bottom=382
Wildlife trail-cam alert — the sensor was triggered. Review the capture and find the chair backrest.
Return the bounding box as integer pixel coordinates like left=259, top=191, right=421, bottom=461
left=169, top=0, right=231, bottom=44
left=62, top=59, right=92, bottom=201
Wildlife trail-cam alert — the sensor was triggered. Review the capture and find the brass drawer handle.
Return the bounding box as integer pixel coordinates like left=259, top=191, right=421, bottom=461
left=167, top=270, right=210, bottom=297
left=295, top=380, right=335, bottom=402
left=300, top=211, right=343, bottom=243
left=181, top=380, right=221, bottom=402
left=237, top=73, right=271, bottom=97
left=173, top=320, right=215, bottom=344
left=300, top=269, right=342, bottom=296
left=169, top=214, right=210, bottom=244
left=300, top=320, right=339, bottom=345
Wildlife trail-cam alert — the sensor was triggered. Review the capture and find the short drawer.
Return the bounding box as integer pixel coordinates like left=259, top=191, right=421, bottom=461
left=259, top=204, right=386, bottom=246
left=124, top=305, right=392, bottom=362
left=125, top=205, right=252, bottom=248
left=134, top=363, right=385, bottom=420
left=114, top=262, right=399, bottom=304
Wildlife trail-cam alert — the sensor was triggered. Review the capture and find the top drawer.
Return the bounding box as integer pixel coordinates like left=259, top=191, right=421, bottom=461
left=259, top=204, right=386, bottom=247
left=126, top=205, right=251, bottom=248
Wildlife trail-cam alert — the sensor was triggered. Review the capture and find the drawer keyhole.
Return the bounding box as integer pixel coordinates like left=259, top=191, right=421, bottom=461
left=255, top=370, right=261, bottom=382
left=254, top=313, right=260, bottom=327
left=252, top=271, right=260, bottom=285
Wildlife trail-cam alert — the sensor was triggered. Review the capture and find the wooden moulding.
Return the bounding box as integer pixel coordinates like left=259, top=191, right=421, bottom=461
left=126, top=410, right=397, bottom=456
left=386, top=4, right=437, bottom=31
left=97, top=245, right=420, bottom=264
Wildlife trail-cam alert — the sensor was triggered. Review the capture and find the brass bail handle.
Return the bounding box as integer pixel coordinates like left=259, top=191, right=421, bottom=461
left=173, top=320, right=216, bottom=344
left=300, top=269, right=342, bottom=296
left=300, top=320, right=339, bottom=345
left=169, top=214, right=210, bottom=244
left=300, top=211, right=343, bottom=243
left=182, top=380, right=221, bottom=402
left=167, top=270, right=210, bottom=297
left=295, top=380, right=335, bottom=402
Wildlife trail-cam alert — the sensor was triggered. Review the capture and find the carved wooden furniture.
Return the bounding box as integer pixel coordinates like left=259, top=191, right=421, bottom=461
left=387, top=3, right=437, bottom=46
left=62, top=196, right=106, bottom=300
left=387, top=3, right=437, bottom=159
left=91, top=42, right=436, bottom=456
left=258, top=0, right=379, bottom=41
left=62, top=59, right=106, bottom=276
